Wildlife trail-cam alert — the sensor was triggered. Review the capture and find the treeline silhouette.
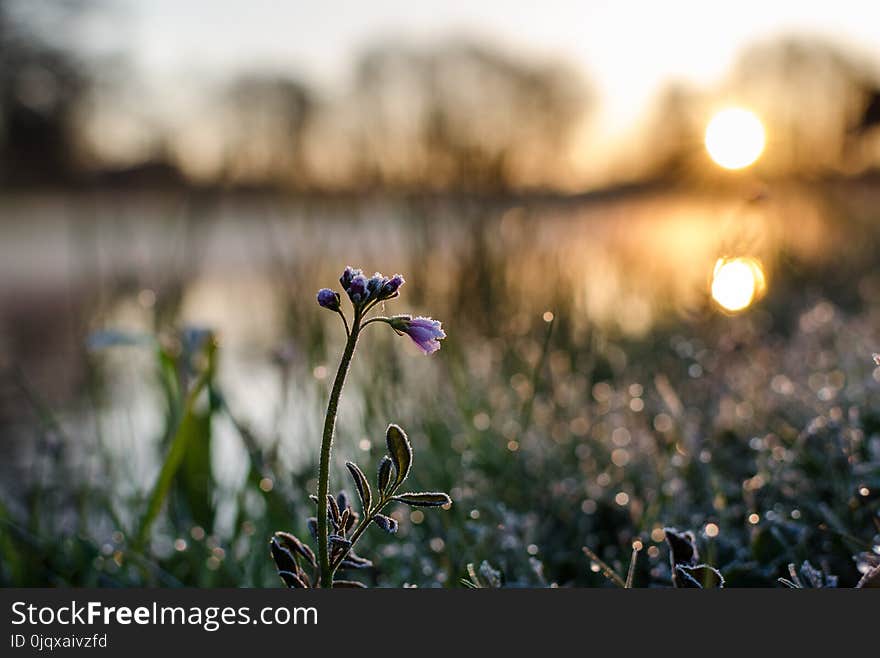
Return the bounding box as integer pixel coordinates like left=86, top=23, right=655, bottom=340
left=0, top=0, right=89, bottom=187
left=3, top=1, right=880, bottom=193
left=181, top=41, right=591, bottom=193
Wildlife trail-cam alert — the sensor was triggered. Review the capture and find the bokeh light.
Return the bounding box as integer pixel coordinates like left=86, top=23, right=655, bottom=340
left=711, top=257, right=767, bottom=312
left=705, top=108, right=766, bottom=169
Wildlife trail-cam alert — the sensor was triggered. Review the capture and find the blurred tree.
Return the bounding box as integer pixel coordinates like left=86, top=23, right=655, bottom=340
left=218, top=75, right=315, bottom=189
left=728, top=36, right=880, bottom=175
left=348, top=40, right=591, bottom=193
left=638, top=36, right=880, bottom=181
left=843, top=86, right=880, bottom=173
left=638, top=82, right=707, bottom=181
left=0, top=0, right=90, bottom=187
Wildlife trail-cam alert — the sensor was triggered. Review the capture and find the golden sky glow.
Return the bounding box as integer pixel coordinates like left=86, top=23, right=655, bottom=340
left=73, top=1, right=880, bottom=184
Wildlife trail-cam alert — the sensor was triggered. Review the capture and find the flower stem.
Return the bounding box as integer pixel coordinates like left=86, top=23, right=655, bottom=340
left=329, top=498, right=390, bottom=573
left=317, top=310, right=361, bottom=588
left=336, top=309, right=350, bottom=337
left=360, top=316, right=391, bottom=328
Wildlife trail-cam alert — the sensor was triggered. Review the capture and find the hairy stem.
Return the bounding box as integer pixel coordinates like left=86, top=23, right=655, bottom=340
left=317, top=310, right=361, bottom=587
left=336, top=309, right=350, bottom=338
left=360, top=316, right=390, bottom=328
left=329, top=498, right=391, bottom=574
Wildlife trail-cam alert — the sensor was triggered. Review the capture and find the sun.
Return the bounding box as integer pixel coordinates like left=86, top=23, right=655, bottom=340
left=711, top=257, right=766, bottom=312
left=704, top=108, right=766, bottom=170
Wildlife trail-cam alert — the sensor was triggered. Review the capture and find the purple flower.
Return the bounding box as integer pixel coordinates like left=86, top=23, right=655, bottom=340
left=337, top=266, right=407, bottom=307
left=366, top=273, right=388, bottom=299
left=340, top=266, right=361, bottom=290
left=390, top=315, right=446, bottom=355
left=317, top=288, right=340, bottom=311
left=347, top=274, right=369, bottom=303
left=381, top=274, right=405, bottom=299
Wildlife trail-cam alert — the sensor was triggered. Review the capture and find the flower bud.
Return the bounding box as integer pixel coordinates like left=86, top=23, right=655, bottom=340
left=366, top=273, right=388, bottom=299
left=317, top=288, right=341, bottom=311
left=347, top=274, right=369, bottom=303
left=340, top=266, right=361, bottom=290
left=380, top=274, right=405, bottom=299
left=388, top=315, right=412, bottom=333
left=373, top=514, right=399, bottom=534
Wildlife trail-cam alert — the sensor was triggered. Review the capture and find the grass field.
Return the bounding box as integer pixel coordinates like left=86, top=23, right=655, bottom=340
left=1, top=182, right=879, bottom=587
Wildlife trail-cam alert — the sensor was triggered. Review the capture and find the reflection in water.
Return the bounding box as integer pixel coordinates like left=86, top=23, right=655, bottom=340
left=0, top=186, right=855, bottom=359
left=0, top=184, right=872, bottom=496
left=710, top=257, right=767, bottom=312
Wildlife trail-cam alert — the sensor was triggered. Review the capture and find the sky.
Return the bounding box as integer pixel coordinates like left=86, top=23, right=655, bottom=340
left=61, top=0, right=880, bottom=182
left=98, top=0, right=880, bottom=137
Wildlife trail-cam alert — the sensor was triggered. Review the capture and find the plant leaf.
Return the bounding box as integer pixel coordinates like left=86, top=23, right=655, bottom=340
left=673, top=565, right=703, bottom=588
left=134, top=348, right=215, bottom=549
left=329, top=534, right=353, bottom=563
left=274, top=531, right=317, bottom=568
left=340, top=552, right=373, bottom=569
left=392, top=492, right=452, bottom=507
left=329, top=534, right=352, bottom=550
left=269, top=537, right=298, bottom=573
left=278, top=570, right=308, bottom=588
left=327, top=494, right=341, bottom=526
left=664, top=527, right=699, bottom=566
left=332, top=580, right=366, bottom=588
left=674, top=564, right=725, bottom=589
left=857, top=564, right=880, bottom=588
left=373, top=514, right=399, bottom=534
left=345, top=461, right=372, bottom=514
left=386, top=424, right=413, bottom=488
left=339, top=554, right=373, bottom=569
left=345, top=509, right=357, bottom=532
left=377, top=455, right=393, bottom=494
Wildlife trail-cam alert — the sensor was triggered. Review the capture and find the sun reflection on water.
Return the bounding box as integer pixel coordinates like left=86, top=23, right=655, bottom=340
left=711, top=257, right=766, bottom=312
